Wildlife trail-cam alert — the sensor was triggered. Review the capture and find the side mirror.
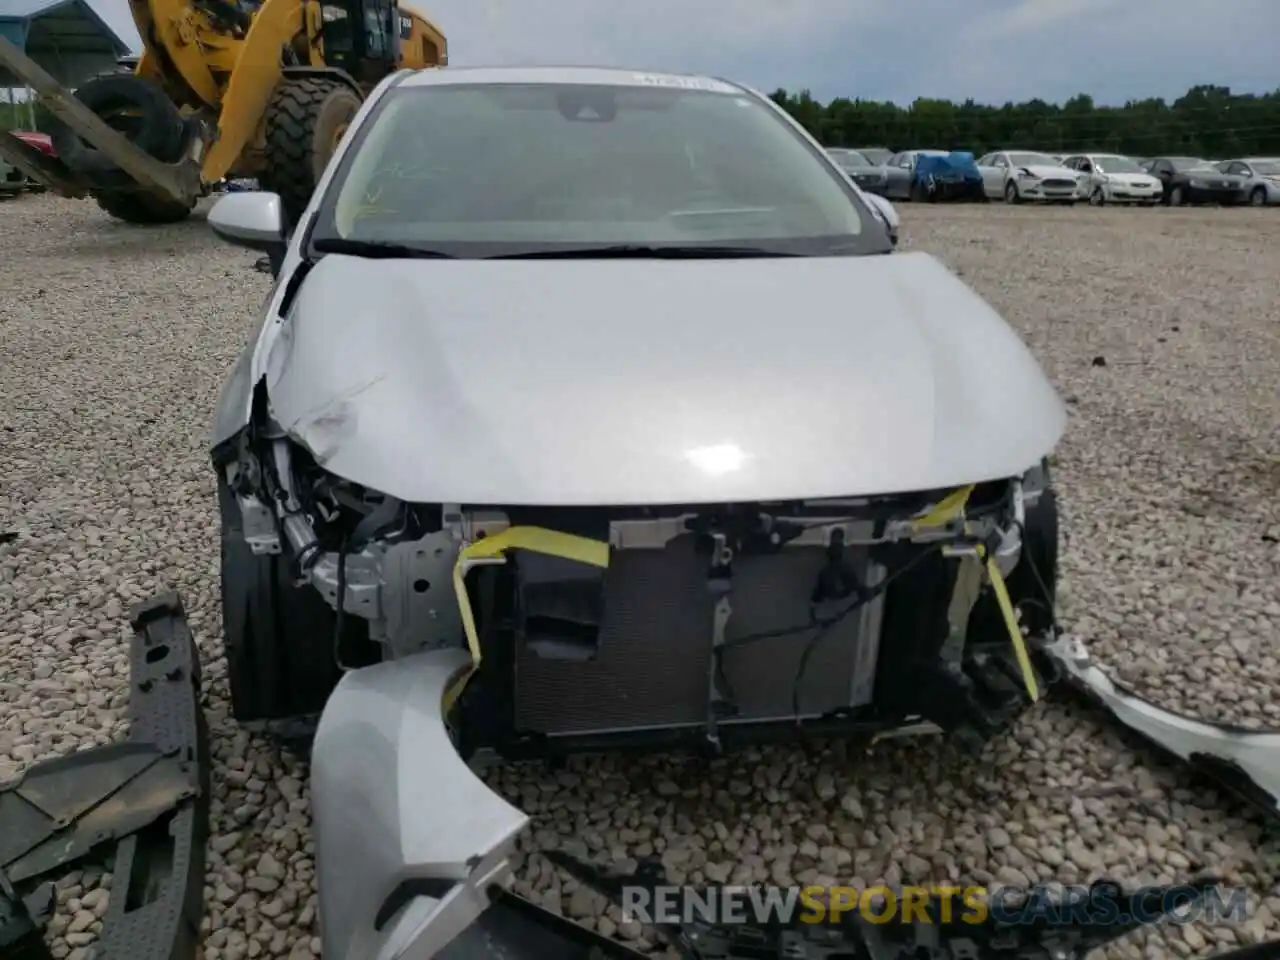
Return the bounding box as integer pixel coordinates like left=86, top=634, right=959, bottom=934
left=209, top=191, right=287, bottom=260
left=863, top=192, right=899, bottom=246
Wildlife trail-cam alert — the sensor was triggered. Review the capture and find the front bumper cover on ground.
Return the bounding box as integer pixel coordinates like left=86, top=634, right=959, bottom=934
left=0, top=593, right=210, bottom=960
left=311, top=648, right=530, bottom=960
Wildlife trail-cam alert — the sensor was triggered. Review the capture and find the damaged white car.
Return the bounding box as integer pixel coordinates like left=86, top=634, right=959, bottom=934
left=208, top=66, right=1070, bottom=959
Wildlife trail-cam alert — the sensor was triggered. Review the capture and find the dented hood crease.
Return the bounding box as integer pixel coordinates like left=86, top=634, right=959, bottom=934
left=265, top=251, right=1066, bottom=505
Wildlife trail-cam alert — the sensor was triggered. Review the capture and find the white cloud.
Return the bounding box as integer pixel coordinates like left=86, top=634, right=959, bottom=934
left=970, top=0, right=1121, bottom=42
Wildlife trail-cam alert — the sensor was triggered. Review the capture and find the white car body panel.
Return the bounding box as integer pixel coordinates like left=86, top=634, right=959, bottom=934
left=977, top=152, right=1085, bottom=202
left=261, top=250, right=1066, bottom=506
left=1099, top=172, right=1164, bottom=203
left=311, top=648, right=529, bottom=960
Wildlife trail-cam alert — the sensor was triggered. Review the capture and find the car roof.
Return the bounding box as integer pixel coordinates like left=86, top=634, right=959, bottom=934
left=395, top=65, right=747, bottom=95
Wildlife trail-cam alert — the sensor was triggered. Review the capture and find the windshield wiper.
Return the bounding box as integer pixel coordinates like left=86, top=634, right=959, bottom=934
left=488, top=244, right=804, bottom=260
left=311, top=237, right=456, bottom=259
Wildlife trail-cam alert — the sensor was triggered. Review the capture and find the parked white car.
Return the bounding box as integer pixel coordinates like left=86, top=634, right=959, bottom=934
left=1060, top=154, right=1163, bottom=206
left=1216, top=158, right=1280, bottom=206
left=976, top=151, right=1086, bottom=204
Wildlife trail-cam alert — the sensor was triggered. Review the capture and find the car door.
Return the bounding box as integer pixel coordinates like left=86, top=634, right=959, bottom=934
left=1151, top=160, right=1173, bottom=199
left=987, top=154, right=1010, bottom=196
left=1075, top=157, right=1100, bottom=191
left=975, top=154, right=998, bottom=196
left=885, top=152, right=913, bottom=199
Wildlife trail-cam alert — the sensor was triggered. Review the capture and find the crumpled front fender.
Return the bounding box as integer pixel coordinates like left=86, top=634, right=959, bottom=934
left=312, top=649, right=529, bottom=960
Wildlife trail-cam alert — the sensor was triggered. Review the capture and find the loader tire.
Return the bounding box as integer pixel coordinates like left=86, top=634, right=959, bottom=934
left=93, top=189, right=195, bottom=224
left=218, top=479, right=369, bottom=726
left=259, top=78, right=363, bottom=226
left=53, top=72, right=187, bottom=190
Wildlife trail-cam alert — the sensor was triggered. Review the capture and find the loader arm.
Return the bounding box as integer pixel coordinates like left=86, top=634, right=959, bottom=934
left=198, top=0, right=326, bottom=183
left=121, top=0, right=327, bottom=184
left=126, top=0, right=225, bottom=107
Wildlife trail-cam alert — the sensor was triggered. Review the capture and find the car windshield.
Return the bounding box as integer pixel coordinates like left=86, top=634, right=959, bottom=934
left=1095, top=156, right=1144, bottom=173
left=317, top=81, right=877, bottom=257
left=1008, top=152, right=1060, bottom=168
left=830, top=150, right=873, bottom=168
left=1249, top=160, right=1280, bottom=175
left=1170, top=158, right=1215, bottom=173
left=857, top=148, right=892, bottom=165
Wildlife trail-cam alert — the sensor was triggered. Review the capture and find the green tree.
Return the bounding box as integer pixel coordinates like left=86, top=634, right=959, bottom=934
left=773, top=85, right=1280, bottom=158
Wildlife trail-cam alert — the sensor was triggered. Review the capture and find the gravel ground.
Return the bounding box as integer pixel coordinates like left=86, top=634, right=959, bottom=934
left=898, top=205, right=1280, bottom=727
left=1, top=195, right=1278, bottom=960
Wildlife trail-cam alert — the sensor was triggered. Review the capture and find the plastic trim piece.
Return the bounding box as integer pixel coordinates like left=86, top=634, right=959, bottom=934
left=0, top=592, right=210, bottom=960
left=1046, top=637, right=1280, bottom=819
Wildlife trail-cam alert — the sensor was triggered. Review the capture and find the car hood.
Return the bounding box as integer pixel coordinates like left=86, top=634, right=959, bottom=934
left=1020, top=164, right=1076, bottom=179
left=1179, top=170, right=1242, bottom=182
left=1107, top=173, right=1160, bottom=187
left=264, top=251, right=1066, bottom=506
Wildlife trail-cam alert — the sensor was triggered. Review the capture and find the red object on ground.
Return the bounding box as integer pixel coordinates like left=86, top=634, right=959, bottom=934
left=10, top=131, right=56, bottom=158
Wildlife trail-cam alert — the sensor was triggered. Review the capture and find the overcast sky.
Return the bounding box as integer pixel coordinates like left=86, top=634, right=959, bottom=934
left=93, top=0, right=1275, bottom=106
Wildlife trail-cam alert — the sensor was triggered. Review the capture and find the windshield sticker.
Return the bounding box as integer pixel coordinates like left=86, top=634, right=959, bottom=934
left=630, top=73, right=737, bottom=94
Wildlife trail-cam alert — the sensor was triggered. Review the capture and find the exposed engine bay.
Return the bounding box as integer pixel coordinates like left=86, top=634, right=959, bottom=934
left=219, top=429, right=1061, bottom=756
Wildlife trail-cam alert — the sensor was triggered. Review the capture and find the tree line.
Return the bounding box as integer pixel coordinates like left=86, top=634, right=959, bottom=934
left=769, top=85, right=1280, bottom=159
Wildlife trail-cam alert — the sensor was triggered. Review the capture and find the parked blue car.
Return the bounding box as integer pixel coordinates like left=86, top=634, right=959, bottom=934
left=912, top=151, right=987, bottom=201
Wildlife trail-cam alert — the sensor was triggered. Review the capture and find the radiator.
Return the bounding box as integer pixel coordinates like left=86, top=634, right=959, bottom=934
left=513, top=535, right=885, bottom=736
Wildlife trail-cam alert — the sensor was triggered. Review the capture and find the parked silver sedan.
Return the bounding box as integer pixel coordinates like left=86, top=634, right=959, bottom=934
left=882, top=149, right=949, bottom=199
left=1216, top=158, right=1280, bottom=206
left=825, top=148, right=890, bottom=195
left=853, top=146, right=894, bottom=166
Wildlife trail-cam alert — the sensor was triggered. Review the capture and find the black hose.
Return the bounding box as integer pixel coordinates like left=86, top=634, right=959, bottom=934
left=333, top=533, right=352, bottom=670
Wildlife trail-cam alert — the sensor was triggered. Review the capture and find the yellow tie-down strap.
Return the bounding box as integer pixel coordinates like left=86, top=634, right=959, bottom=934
left=911, top=485, right=1039, bottom=702
left=442, top=526, right=611, bottom=714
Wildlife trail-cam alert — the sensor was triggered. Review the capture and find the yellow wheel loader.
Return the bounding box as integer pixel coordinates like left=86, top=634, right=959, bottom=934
left=0, top=0, right=446, bottom=225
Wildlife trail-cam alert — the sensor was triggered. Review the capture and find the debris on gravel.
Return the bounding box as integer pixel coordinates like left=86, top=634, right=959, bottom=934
left=1, top=196, right=1277, bottom=960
